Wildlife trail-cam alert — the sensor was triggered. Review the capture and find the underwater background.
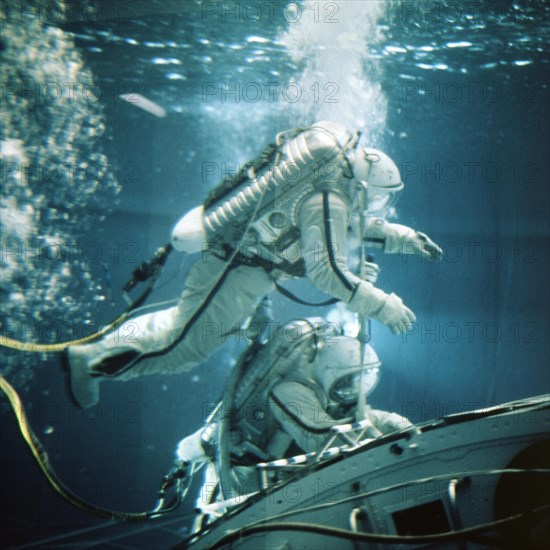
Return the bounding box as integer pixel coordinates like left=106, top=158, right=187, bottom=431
left=1, top=0, right=549, bottom=547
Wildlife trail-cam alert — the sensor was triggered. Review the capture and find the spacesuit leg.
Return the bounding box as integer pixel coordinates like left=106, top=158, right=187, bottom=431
left=116, top=261, right=276, bottom=379
left=193, top=462, right=220, bottom=533
left=66, top=256, right=276, bottom=407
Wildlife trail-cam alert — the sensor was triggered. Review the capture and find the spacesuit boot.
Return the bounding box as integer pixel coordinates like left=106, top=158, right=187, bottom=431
left=64, top=341, right=141, bottom=408
left=63, top=301, right=193, bottom=408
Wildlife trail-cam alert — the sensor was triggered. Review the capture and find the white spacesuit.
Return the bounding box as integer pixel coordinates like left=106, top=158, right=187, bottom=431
left=174, top=318, right=412, bottom=530
left=66, top=121, right=442, bottom=408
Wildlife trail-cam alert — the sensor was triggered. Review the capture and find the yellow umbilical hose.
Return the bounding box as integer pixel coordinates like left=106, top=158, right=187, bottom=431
left=0, top=311, right=129, bottom=352
left=0, top=374, right=160, bottom=520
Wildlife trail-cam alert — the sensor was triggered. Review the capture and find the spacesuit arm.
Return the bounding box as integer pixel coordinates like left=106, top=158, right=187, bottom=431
left=269, top=380, right=343, bottom=454
left=299, top=192, right=383, bottom=310
left=298, top=192, right=416, bottom=333
left=364, top=218, right=443, bottom=261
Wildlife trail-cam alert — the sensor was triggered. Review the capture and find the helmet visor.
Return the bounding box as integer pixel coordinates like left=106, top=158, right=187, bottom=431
left=329, top=368, right=380, bottom=404
left=367, top=188, right=396, bottom=214
left=367, top=187, right=401, bottom=215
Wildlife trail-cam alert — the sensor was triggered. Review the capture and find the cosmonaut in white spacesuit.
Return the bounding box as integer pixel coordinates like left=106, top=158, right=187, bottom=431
left=174, top=317, right=413, bottom=531
left=66, top=121, right=442, bottom=408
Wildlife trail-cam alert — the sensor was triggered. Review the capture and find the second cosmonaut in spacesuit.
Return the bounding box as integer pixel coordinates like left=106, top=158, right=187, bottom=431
left=65, top=121, right=442, bottom=408
left=174, top=317, right=413, bottom=521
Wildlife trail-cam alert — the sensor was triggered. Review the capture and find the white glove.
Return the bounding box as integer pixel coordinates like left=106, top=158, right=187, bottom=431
left=355, top=412, right=384, bottom=438
left=366, top=219, right=443, bottom=261
left=371, top=410, right=414, bottom=432
left=412, top=231, right=443, bottom=261
left=373, top=293, right=416, bottom=335
left=347, top=283, right=415, bottom=335
left=388, top=224, right=442, bottom=261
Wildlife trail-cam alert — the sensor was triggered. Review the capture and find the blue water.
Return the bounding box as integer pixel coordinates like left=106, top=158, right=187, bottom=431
left=1, top=1, right=549, bottom=547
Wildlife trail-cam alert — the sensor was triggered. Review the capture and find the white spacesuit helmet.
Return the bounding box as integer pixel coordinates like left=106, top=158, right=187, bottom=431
left=313, top=336, right=381, bottom=406
left=349, top=147, right=404, bottom=215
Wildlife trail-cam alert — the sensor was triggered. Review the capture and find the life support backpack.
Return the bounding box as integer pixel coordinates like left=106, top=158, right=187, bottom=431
left=171, top=121, right=359, bottom=260
left=222, top=318, right=331, bottom=464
